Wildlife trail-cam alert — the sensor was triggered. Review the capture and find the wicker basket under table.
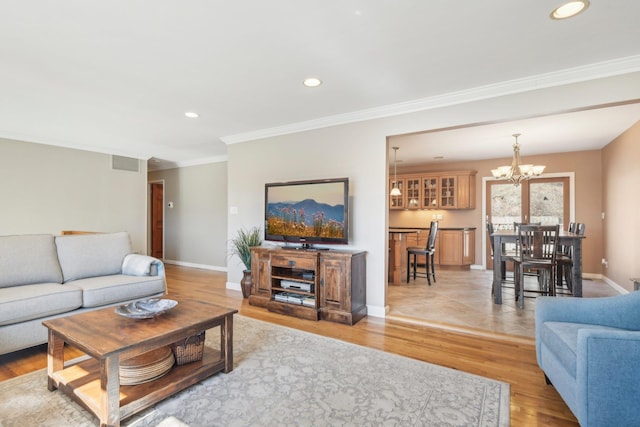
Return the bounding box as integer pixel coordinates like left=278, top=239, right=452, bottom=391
left=172, top=330, right=205, bottom=365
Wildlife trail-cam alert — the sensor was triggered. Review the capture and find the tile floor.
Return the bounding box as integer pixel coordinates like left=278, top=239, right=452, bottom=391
left=387, top=268, right=619, bottom=339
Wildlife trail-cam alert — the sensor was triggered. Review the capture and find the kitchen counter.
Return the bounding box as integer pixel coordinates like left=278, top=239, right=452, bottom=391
left=389, top=227, right=477, bottom=283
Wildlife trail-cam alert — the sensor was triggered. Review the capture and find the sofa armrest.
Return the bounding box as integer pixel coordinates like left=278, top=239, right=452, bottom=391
left=122, top=254, right=165, bottom=277
left=576, top=329, right=640, bottom=425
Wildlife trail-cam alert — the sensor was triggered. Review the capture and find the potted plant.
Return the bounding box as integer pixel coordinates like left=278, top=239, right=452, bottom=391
left=230, top=226, right=262, bottom=298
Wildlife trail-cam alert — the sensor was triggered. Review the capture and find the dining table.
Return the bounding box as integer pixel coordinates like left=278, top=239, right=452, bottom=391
left=490, top=229, right=586, bottom=304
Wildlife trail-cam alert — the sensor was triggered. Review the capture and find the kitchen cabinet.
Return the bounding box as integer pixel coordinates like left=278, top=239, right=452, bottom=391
left=389, top=177, right=406, bottom=210
left=422, top=176, right=439, bottom=209
left=405, top=175, right=421, bottom=209
left=438, top=228, right=476, bottom=267
left=390, top=171, right=476, bottom=210
left=438, top=172, right=476, bottom=209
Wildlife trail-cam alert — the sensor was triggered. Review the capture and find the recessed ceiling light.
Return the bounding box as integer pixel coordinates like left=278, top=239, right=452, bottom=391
left=184, top=111, right=199, bottom=118
left=303, top=78, right=322, bottom=88
left=550, top=0, right=589, bottom=20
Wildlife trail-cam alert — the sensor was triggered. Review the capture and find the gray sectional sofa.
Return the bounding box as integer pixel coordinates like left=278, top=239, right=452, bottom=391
left=0, top=232, right=167, bottom=355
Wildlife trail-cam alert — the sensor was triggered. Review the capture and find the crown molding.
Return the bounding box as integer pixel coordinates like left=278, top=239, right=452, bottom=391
left=174, top=155, right=228, bottom=167
left=0, top=131, right=149, bottom=160
left=221, top=55, right=640, bottom=145
left=148, top=155, right=228, bottom=171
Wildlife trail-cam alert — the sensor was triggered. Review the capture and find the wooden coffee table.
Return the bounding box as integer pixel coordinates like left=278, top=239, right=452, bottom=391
left=43, top=299, right=237, bottom=427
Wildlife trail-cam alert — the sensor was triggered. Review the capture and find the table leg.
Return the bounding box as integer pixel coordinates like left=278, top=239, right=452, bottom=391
left=492, top=235, right=503, bottom=304
left=221, top=314, right=234, bottom=373
left=99, top=355, right=120, bottom=427
left=47, top=330, right=65, bottom=391
left=572, top=238, right=583, bottom=297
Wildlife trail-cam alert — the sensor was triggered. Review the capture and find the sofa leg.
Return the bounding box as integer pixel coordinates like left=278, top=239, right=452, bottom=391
left=544, top=374, right=552, bottom=385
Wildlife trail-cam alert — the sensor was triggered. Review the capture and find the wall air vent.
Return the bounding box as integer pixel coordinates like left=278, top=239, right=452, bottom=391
left=111, top=155, right=140, bottom=172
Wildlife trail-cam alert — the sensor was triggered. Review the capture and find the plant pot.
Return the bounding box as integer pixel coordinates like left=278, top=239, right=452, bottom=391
left=241, top=270, right=252, bottom=299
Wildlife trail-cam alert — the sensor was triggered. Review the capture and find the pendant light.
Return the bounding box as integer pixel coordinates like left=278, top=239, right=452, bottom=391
left=390, top=146, right=402, bottom=196
left=491, top=134, right=545, bottom=187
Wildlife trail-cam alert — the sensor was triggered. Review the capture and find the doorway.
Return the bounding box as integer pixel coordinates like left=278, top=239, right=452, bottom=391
left=149, top=181, right=164, bottom=259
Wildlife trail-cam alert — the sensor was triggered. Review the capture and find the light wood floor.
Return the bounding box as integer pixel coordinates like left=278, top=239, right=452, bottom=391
left=0, top=264, right=581, bottom=425
left=388, top=267, right=619, bottom=338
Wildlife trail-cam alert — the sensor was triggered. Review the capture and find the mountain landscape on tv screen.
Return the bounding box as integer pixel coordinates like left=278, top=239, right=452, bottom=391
left=266, top=199, right=345, bottom=239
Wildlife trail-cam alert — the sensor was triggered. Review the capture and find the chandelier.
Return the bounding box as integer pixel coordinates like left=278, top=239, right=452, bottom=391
left=390, top=146, right=401, bottom=196
left=491, top=133, right=545, bottom=186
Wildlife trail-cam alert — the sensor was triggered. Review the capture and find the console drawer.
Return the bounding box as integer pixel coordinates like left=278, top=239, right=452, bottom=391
left=270, top=254, right=316, bottom=270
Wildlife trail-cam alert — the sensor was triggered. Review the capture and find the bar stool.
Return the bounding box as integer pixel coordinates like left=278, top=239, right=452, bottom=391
left=407, top=221, right=438, bottom=285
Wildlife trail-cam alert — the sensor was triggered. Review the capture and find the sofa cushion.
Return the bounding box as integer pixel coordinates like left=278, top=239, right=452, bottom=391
left=0, top=283, right=82, bottom=326
left=541, top=321, right=623, bottom=378
left=55, top=232, right=132, bottom=282
left=70, top=274, right=166, bottom=308
left=0, top=234, right=63, bottom=288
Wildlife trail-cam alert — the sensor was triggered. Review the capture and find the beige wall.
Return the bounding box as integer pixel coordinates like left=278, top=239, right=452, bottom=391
left=391, top=150, right=604, bottom=275
left=0, top=138, right=148, bottom=251
left=602, top=120, right=640, bottom=291
left=227, top=72, right=640, bottom=316
left=148, top=162, right=228, bottom=269
left=227, top=121, right=387, bottom=313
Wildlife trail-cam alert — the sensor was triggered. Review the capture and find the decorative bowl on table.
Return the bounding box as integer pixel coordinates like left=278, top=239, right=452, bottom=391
left=115, top=298, right=178, bottom=319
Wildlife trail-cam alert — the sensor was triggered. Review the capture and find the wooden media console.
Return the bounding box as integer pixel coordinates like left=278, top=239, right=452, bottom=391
left=248, top=247, right=367, bottom=325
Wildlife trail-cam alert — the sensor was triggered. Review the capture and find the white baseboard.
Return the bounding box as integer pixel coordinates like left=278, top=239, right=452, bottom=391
left=226, top=281, right=242, bottom=292
left=600, top=276, right=629, bottom=294
left=470, top=264, right=484, bottom=270
left=367, top=304, right=388, bottom=318
left=163, top=259, right=227, bottom=272
left=580, top=273, right=628, bottom=294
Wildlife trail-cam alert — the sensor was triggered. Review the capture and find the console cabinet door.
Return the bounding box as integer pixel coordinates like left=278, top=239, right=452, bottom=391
left=251, top=250, right=272, bottom=298
left=319, top=257, right=349, bottom=313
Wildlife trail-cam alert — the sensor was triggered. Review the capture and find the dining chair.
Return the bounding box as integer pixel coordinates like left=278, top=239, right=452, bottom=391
left=406, top=221, right=438, bottom=285
left=556, top=222, right=586, bottom=294
left=487, top=222, right=516, bottom=295
left=512, top=224, right=560, bottom=309
left=512, top=222, right=542, bottom=296
left=513, top=221, right=541, bottom=232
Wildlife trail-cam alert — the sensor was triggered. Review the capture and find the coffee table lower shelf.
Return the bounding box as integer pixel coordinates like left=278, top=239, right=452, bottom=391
left=50, top=347, right=224, bottom=422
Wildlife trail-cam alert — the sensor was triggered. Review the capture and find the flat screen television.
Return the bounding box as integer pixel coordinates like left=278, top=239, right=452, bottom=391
left=264, top=178, right=349, bottom=248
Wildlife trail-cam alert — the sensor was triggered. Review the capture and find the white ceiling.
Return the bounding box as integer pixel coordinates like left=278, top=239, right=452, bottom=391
left=1, top=1, right=640, bottom=170
left=390, top=102, right=640, bottom=167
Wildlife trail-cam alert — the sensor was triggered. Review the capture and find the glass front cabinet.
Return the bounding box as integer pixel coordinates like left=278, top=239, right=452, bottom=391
left=405, top=176, right=421, bottom=209
left=390, top=171, right=476, bottom=210
left=422, top=176, right=439, bottom=208
left=389, top=178, right=405, bottom=209
left=440, top=176, right=457, bottom=208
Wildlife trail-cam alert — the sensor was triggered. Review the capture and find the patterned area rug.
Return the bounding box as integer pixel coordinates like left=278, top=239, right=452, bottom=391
left=0, top=316, right=509, bottom=426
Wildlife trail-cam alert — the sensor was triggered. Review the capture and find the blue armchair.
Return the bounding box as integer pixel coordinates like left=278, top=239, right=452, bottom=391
left=535, top=292, right=640, bottom=426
